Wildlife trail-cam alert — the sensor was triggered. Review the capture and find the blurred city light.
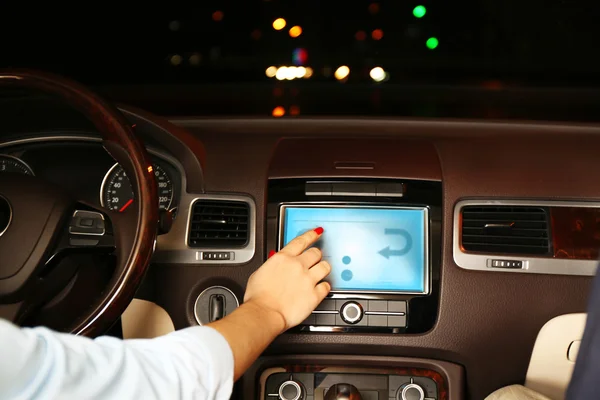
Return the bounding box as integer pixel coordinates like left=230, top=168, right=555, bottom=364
left=289, top=26, right=302, bottom=38
left=272, top=106, right=285, bottom=117
left=289, top=106, right=300, bottom=116
left=369, top=3, right=380, bottom=14
left=189, top=53, right=202, bottom=66
left=355, top=31, right=367, bottom=41
left=426, top=37, right=439, bottom=49
left=334, top=66, right=350, bottom=81
left=370, top=67, right=385, bottom=82
left=170, top=54, right=182, bottom=66
left=169, top=21, right=180, bottom=31
left=295, top=66, right=307, bottom=78
left=372, top=29, right=384, bottom=40
left=276, top=67, right=288, bottom=80
left=265, top=66, right=277, bottom=78
left=270, top=66, right=311, bottom=80
left=292, top=48, right=308, bottom=65
left=285, top=67, right=297, bottom=80
left=212, top=11, right=224, bottom=22
left=413, top=5, right=427, bottom=18
left=273, top=18, right=286, bottom=30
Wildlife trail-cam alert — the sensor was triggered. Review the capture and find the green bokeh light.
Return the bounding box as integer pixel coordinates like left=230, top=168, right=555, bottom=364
left=413, top=5, right=427, bottom=18
left=426, top=37, right=439, bottom=50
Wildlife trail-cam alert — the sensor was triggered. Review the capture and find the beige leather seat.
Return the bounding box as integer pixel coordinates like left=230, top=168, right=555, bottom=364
left=485, top=313, right=586, bottom=400
left=487, top=385, right=551, bottom=400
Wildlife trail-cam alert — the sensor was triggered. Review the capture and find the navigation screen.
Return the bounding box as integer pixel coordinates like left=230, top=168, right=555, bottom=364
left=280, top=205, right=428, bottom=294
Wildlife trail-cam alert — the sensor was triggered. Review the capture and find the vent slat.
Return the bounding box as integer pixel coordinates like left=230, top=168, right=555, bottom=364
left=188, top=200, right=250, bottom=248
left=461, top=205, right=551, bottom=256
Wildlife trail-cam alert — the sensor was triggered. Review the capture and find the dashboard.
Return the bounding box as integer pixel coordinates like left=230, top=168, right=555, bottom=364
left=0, top=138, right=182, bottom=215
left=2, top=108, right=600, bottom=400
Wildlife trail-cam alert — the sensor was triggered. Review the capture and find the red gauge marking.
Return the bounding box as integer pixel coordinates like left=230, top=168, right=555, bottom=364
left=119, top=199, right=134, bottom=212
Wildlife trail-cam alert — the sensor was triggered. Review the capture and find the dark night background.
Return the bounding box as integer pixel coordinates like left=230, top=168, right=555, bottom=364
left=1, top=1, right=599, bottom=121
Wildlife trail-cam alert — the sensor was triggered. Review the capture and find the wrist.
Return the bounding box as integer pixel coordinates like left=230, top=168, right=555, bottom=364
left=242, top=299, right=287, bottom=335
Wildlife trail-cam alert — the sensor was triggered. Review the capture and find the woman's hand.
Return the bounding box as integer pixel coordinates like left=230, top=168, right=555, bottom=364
left=243, top=227, right=331, bottom=332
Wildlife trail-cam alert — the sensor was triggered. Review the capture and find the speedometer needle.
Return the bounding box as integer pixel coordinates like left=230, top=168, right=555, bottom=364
left=119, top=199, right=134, bottom=212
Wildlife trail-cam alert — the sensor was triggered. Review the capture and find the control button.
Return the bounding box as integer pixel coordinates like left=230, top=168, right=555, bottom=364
left=332, top=182, right=376, bottom=196
left=69, top=238, right=100, bottom=247
left=367, top=315, right=387, bottom=327
left=388, top=301, right=407, bottom=313
left=315, top=299, right=336, bottom=311
left=368, top=300, right=388, bottom=312
left=315, top=313, right=336, bottom=326
left=279, top=380, right=304, bottom=400
left=79, top=218, right=94, bottom=227
left=376, top=182, right=405, bottom=197
left=341, top=301, right=364, bottom=324
left=398, top=383, right=425, bottom=400
left=69, top=210, right=105, bottom=236
left=388, top=315, right=407, bottom=327
left=305, top=182, right=332, bottom=196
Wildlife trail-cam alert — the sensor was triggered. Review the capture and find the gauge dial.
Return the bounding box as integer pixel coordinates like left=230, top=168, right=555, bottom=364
left=101, top=163, right=173, bottom=212
left=0, top=155, right=34, bottom=175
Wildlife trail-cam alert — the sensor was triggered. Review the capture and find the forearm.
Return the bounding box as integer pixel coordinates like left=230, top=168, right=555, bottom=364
left=208, top=300, right=286, bottom=381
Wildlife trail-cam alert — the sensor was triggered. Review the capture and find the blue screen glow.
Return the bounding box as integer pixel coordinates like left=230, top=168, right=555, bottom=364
left=281, top=206, right=428, bottom=293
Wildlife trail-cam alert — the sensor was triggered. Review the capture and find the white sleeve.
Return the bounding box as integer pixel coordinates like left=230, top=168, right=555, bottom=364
left=0, top=319, right=234, bottom=400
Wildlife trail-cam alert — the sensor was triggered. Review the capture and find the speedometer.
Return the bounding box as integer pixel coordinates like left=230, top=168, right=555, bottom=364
left=100, top=163, right=173, bottom=212
left=0, top=155, right=34, bottom=175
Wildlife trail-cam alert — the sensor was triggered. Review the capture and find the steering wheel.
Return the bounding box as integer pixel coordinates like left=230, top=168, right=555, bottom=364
left=0, top=71, right=158, bottom=336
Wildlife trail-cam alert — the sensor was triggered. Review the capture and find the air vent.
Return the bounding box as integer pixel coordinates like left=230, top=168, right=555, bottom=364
left=461, top=206, right=551, bottom=255
left=188, top=200, right=250, bottom=248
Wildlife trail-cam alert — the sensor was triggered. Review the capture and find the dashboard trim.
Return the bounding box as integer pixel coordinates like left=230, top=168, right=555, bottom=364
left=453, top=199, right=600, bottom=276
left=153, top=193, right=257, bottom=265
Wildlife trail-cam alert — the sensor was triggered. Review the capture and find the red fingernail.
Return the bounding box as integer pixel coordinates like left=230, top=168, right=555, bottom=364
left=314, top=227, right=324, bottom=235
left=268, top=250, right=276, bottom=258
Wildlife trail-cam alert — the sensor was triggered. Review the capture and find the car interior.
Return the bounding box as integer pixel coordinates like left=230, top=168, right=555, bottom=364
left=1, top=2, right=599, bottom=399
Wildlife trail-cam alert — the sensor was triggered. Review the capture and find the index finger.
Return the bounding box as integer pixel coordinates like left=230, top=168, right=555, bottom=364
left=280, top=227, right=324, bottom=256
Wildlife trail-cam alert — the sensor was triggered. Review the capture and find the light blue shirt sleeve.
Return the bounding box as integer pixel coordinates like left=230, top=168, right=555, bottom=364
left=0, top=319, right=234, bottom=400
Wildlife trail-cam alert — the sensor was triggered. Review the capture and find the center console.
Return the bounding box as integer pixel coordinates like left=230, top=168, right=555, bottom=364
left=267, top=178, right=442, bottom=334
left=247, top=355, right=463, bottom=400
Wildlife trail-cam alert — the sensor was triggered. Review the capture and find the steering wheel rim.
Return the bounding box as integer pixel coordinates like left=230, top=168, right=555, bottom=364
left=0, top=70, right=158, bottom=336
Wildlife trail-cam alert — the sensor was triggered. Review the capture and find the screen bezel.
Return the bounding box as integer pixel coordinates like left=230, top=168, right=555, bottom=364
left=277, top=202, right=431, bottom=296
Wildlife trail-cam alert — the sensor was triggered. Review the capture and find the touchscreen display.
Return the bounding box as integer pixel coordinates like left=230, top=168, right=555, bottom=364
left=280, top=205, right=428, bottom=294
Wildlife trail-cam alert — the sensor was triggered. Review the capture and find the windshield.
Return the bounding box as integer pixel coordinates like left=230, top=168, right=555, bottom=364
left=2, top=2, right=599, bottom=120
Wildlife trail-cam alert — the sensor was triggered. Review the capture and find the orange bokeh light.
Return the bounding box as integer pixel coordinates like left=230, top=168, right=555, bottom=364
left=273, top=18, right=286, bottom=30
left=355, top=30, right=367, bottom=41
left=212, top=11, right=224, bottom=22
left=289, top=26, right=302, bottom=38
left=289, top=106, right=300, bottom=116
left=272, top=106, right=285, bottom=117
left=372, top=29, right=384, bottom=40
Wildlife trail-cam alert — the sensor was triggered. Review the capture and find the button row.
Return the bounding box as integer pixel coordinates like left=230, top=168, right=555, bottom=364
left=199, top=251, right=232, bottom=261
left=305, top=181, right=404, bottom=197
left=488, top=259, right=523, bottom=269
left=305, top=299, right=407, bottom=328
